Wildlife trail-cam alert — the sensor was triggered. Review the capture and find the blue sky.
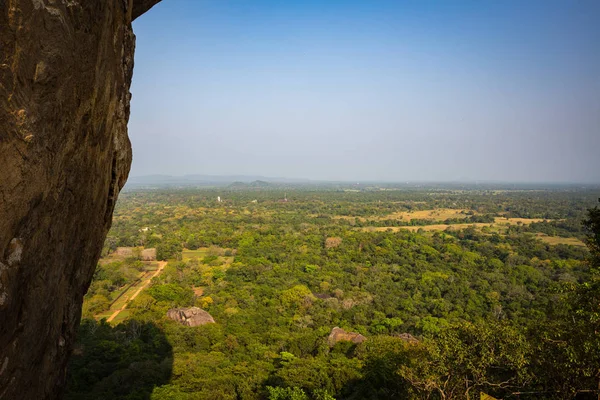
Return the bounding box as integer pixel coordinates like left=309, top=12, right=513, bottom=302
left=129, top=0, right=600, bottom=182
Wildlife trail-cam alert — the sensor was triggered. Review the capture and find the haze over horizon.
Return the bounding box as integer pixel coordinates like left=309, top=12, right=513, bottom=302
left=129, top=0, right=600, bottom=183
left=127, top=173, right=600, bottom=185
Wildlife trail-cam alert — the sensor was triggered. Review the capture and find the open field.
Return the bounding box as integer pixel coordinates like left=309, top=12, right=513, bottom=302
left=359, top=223, right=492, bottom=232
left=109, top=309, right=132, bottom=325
left=536, top=234, right=586, bottom=247
left=182, top=248, right=209, bottom=260
left=358, top=216, right=549, bottom=232
left=493, top=217, right=548, bottom=225
left=359, top=218, right=585, bottom=247
left=96, top=261, right=167, bottom=323
left=338, top=209, right=549, bottom=224
left=182, top=247, right=235, bottom=265
left=99, top=249, right=160, bottom=265
left=333, top=208, right=473, bottom=222
left=389, top=208, right=472, bottom=221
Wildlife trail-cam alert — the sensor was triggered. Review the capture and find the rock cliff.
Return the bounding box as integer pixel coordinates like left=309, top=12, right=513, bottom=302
left=0, top=1, right=161, bottom=398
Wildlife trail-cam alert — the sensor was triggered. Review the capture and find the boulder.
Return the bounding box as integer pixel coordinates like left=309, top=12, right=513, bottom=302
left=327, top=327, right=367, bottom=346
left=167, top=307, right=215, bottom=327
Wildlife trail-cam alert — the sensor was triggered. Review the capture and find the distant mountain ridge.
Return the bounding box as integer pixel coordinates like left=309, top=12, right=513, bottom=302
left=228, top=180, right=271, bottom=188
left=126, top=174, right=309, bottom=187
left=125, top=175, right=600, bottom=190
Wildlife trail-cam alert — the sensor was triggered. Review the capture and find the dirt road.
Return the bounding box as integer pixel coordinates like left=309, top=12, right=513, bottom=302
left=106, top=261, right=167, bottom=323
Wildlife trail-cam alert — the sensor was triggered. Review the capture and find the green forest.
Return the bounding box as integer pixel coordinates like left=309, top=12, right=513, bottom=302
left=65, top=186, right=600, bottom=399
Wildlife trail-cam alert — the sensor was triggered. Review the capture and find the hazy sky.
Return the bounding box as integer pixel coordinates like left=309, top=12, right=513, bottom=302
left=130, top=0, right=600, bottom=182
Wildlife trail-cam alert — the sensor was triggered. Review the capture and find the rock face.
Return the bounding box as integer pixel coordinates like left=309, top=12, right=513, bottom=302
left=167, top=307, right=216, bottom=327
left=327, top=327, right=367, bottom=347
left=0, top=1, right=161, bottom=399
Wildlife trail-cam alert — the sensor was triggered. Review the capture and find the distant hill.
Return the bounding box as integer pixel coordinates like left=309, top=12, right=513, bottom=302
left=249, top=180, right=271, bottom=187
left=227, top=180, right=272, bottom=189
left=126, top=174, right=308, bottom=188
left=228, top=181, right=248, bottom=188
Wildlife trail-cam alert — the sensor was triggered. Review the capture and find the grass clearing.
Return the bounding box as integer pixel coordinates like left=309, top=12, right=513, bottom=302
left=493, top=217, right=547, bottom=225
left=334, top=208, right=473, bottom=223
left=182, top=247, right=235, bottom=266
left=182, top=248, right=209, bottom=260
left=536, top=234, right=586, bottom=247
left=389, top=208, right=471, bottom=221
left=359, top=223, right=494, bottom=233
left=336, top=211, right=550, bottom=226
left=95, top=310, right=114, bottom=320
left=110, top=309, right=132, bottom=325
left=358, top=216, right=550, bottom=233
left=94, top=261, right=167, bottom=324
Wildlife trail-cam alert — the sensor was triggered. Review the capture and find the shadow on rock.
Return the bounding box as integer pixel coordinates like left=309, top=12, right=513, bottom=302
left=65, top=319, right=173, bottom=400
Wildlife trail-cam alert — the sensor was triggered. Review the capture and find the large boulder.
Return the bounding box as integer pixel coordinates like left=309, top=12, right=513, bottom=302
left=327, top=327, right=367, bottom=347
left=167, top=307, right=216, bottom=327
left=0, top=1, right=161, bottom=398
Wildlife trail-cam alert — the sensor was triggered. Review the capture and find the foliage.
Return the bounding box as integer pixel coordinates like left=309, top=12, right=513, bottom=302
left=65, top=319, right=172, bottom=400
left=67, top=187, right=600, bottom=399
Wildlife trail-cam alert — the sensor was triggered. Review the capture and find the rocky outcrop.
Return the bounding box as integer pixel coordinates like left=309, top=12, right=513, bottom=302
left=394, top=332, right=419, bottom=343
left=0, top=1, right=161, bottom=399
left=167, top=307, right=216, bottom=327
left=132, top=0, right=162, bottom=20
left=327, top=327, right=367, bottom=346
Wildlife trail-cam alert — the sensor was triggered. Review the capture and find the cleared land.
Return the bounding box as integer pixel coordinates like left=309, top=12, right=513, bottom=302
left=358, top=214, right=548, bottom=233
left=182, top=248, right=209, bottom=260
left=535, top=234, right=586, bottom=247
left=102, top=261, right=167, bottom=323
left=388, top=208, right=473, bottom=221
left=359, top=223, right=492, bottom=232
left=333, top=208, right=472, bottom=222
left=182, top=247, right=235, bottom=266
left=358, top=215, right=584, bottom=247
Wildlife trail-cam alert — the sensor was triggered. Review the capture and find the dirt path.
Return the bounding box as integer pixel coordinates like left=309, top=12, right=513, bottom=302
left=106, top=261, right=167, bottom=323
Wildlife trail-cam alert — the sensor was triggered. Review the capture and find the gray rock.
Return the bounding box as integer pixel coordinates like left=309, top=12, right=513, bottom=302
left=167, top=307, right=216, bottom=327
